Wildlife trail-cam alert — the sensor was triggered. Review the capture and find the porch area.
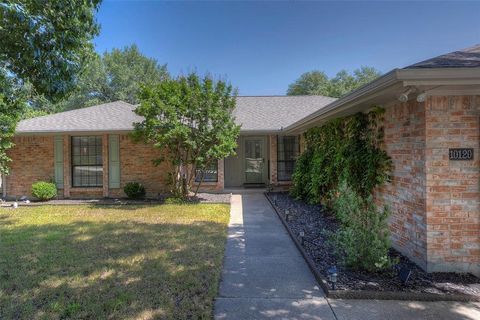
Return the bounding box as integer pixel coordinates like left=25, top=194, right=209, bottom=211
left=204, top=134, right=301, bottom=191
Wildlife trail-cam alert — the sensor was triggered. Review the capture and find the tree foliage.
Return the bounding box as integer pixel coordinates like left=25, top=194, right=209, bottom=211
left=0, top=72, right=25, bottom=175
left=57, top=45, right=169, bottom=111
left=0, top=0, right=100, bottom=175
left=287, top=67, right=381, bottom=97
left=133, top=73, right=240, bottom=198
left=1, top=0, right=101, bottom=100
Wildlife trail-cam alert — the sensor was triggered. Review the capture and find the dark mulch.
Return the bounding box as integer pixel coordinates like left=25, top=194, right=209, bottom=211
left=0, top=192, right=231, bottom=208
left=267, top=192, right=480, bottom=298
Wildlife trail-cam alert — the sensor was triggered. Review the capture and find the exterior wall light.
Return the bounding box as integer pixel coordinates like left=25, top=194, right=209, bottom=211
left=416, top=93, right=427, bottom=103
left=327, top=265, right=338, bottom=290
left=398, top=87, right=416, bottom=102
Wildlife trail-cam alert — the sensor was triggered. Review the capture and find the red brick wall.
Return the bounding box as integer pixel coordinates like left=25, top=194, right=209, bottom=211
left=376, top=100, right=428, bottom=269
left=424, top=96, right=479, bottom=275
left=6, top=136, right=55, bottom=198
left=109, top=135, right=170, bottom=198
left=6, top=134, right=225, bottom=199
left=377, top=95, right=480, bottom=276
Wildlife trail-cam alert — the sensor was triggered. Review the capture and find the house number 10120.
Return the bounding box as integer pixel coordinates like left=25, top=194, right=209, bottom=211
left=449, top=148, right=474, bottom=161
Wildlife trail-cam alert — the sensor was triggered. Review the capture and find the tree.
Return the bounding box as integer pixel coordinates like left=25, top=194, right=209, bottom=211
left=58, top=45, right=169, bottom=111
left=0, top=0, right=101, bottom=176
left=1, top=1, right=101, bottom=100
left=287, top=66, right=381, bottom=98
left=0, top=72, right=25, bottom=176
left=134, top=73, right=240, bottom=198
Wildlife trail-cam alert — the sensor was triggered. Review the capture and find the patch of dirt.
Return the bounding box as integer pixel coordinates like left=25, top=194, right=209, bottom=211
left=267, top=192, right=480, bottom=297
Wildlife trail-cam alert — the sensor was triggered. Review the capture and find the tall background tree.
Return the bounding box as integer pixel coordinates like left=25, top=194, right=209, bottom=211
left=0, top=0, right=101, bottom=176
left=287, top=66, right=381, bottom=97
left=56, top=45, right=169, bottom=111
left=134, top=73, right=240, bottom=198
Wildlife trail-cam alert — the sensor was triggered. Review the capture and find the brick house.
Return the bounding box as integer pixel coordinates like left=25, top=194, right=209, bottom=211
left=1, top=44, right=479, bottom=276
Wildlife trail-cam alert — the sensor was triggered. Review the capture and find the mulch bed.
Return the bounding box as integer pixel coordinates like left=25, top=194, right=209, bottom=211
left=0, top=192, right=231, bottom=208
left=266, top=192, right=480, bottom=300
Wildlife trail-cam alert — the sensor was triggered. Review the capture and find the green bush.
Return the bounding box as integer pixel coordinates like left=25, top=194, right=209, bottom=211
left=31, top=181, right=57, bottom=201
left=291, top=108, right=392, bottom=205
left=331, top=181, right=395, bottom=272
left=124, top=182, right=146, bottom=199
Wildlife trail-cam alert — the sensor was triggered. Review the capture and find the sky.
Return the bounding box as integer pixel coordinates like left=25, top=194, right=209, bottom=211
left=94, top=1, right=480, bottom=95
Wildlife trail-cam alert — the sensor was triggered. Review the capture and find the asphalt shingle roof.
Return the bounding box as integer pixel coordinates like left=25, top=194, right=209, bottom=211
left=405, top=44, right=480, bottom=69
left=233, top=96, right=336, bottom=131
left=16, top=101, right=143, bottom=134
left=16, top=96, right=337, bottom=134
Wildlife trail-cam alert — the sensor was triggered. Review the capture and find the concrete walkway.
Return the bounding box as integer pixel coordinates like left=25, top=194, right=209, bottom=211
left=214, top=193, right=480, bottom=320
left=214, top=193, right=336, bottom=319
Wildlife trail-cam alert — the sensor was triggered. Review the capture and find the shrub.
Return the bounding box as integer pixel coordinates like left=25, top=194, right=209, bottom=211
left=331, top=181, right=395, bottom=272
left=291, top=108, right=392, bottom=205
left=124, top=182, right=146, bottom=199
left=31, top=181, right=57, bottom=201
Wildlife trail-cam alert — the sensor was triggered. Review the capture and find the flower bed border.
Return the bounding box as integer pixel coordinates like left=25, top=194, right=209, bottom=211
left=264, top=193, right=479, bottom=302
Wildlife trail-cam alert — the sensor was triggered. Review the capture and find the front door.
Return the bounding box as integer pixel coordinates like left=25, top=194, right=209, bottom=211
left=244, top=138, right=264, bottom=184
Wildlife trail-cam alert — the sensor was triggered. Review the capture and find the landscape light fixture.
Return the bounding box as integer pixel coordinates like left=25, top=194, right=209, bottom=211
left=394, top=265, right=412, bottom=285
left=299, top=231, right=305, bottom=245
left=285, top=209, right=291, bottom=222
left=327, top=265, right=338, bottom=290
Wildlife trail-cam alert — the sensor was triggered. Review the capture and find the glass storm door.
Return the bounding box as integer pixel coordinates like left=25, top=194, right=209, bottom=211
left=244, top=138, right=264, bottom=183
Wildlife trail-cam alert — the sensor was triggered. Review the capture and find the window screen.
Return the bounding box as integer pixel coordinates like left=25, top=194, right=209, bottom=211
left=72, top=136, right=103, bottom=187
left=277, top=136, right=299, bottom=181
left=195, top=161, right=218, bottom=182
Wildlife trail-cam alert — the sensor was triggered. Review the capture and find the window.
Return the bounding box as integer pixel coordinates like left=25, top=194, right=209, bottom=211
left=72, top=136, right=103, bottom=187
left=277, top=136, right=299, bottom=181
left=195, top=161, right=218, bottom=182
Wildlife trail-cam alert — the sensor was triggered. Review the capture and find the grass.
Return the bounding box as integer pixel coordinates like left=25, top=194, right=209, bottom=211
left=0, top=203, right=230, bottom=319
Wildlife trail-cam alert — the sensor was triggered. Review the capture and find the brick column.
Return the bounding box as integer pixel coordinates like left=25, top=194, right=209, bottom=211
left=217, top=159, right=224, bottom=191
left=63, top=135, right=71, bottom=198
left=269, top=135, right=277, bottom=185
left=425, top=95, right=480, bottom=275
left=102, top=134, right=109, bottom=197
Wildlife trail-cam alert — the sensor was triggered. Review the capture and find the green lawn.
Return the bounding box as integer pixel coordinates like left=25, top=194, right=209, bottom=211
left=0, top=204, right=230, bottom=320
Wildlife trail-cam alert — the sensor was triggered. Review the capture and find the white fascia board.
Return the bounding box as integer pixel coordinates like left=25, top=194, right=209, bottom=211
left=398, top=68, right=480, bottom=86
left=285, top=67, right=480, bottom=134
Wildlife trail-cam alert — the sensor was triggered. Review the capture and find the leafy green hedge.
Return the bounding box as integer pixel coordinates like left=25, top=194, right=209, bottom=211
left=291, top=108, right=395, bottom=271
left=291, top=107, right=392, bottom=204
